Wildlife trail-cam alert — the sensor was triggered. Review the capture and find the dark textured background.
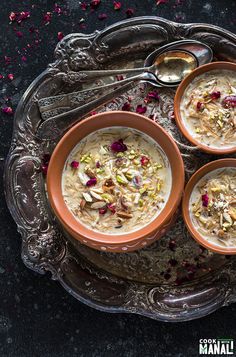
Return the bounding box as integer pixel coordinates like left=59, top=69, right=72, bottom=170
left=0, top=1, right=236, bottom=356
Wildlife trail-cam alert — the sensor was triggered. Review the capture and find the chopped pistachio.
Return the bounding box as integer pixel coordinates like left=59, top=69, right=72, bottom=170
left=133, top=159, right=140, bottom=165
left=116, top=152, right=124, bottom=158
left=116, top=174, right=128, bottom=185
left=138, top=199, right=144, bottom=207
left=101, top=193, right=114, bottom=203
left=139, top=187, right=147, bottom=194
left=128, top=154, right=135, bottom=160
left=96, top=168, right=105, bottom=174
left=156, top=182, right=161, bottom=191
left=81, top=153, right=92, bottom=163
left=124, top=172, right=133, bottom=181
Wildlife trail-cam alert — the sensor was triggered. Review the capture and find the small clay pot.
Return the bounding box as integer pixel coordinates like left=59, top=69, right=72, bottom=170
left=182, top=158, right=236, bottom=254
left=47, top=111, right=184, bottom=253
left=174, top=62, right=236, bottom=155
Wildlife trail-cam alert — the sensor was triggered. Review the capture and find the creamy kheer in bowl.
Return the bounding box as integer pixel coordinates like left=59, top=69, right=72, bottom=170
left=47, top=111, right=184, bottom=252
left=183, top=159, right=236, bottom=254
left=174, top=62, right=236, bottom=154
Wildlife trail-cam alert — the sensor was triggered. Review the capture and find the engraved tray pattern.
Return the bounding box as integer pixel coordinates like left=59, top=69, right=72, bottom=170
left=4, top=17, right=236, bottom=321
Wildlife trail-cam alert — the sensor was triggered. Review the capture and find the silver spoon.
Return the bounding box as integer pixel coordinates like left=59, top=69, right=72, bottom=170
left=36, top=72, right=158, bottom=139
left=37, top=40, right=212, bottom=139
left=50, top=40, right=212, bottom=85
left=60, top=49, right=199, bottom=86
left=38, top=48, right=198, bottom=120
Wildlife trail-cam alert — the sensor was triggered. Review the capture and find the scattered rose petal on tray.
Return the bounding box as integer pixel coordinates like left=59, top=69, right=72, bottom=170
left=125, top=8, right=134, bottom=17
left=113, top=1, right=121, bottom=10
left=1, top=106, right=13, bottom=115
left=136, top=104, right=147, bottom=114
left=98, top=13, right=108, bottom=20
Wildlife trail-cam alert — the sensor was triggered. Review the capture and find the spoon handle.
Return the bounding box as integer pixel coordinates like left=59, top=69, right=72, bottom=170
left=37, top=73, right=156, bottom=140
left=62, top=67, right=148, bottom=83
left=38, top=72, right=158, bottom=120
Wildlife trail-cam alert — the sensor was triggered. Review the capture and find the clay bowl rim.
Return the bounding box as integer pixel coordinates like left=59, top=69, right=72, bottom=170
left=174, top=61, right=236, bottom=155
left=182, top=158, right=236, bottom=255
left=47, top=111, right=185, bottom=246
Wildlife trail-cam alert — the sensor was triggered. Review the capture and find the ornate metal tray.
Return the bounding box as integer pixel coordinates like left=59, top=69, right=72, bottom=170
left=4, top=17, right=236, bottom=321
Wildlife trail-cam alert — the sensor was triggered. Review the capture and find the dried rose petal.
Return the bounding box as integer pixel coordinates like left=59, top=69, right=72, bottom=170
left=156, top=0, right=168, bottom=4
left=7, top=74, right=14, bottom=81
left=86, top=178, right=97, bottom=187
left=99, top=206, right=107, bottom=215
left=116, top=75, right=124, bottom=81
left=196, top=101, right=204, bottom=111
left=9, top=11, right=30, bottom=24
left=136, top=104, right=147, bottom=114
left=54, top=3, right=63, bottom=14
left=2, top=106, right=13, bottom=115
left=90, top=111, right=97, bottom=116
left=147, top=91, right=159, bottom=101
left=113, top=1, right=121, bottom=10
left=0, top=75, right=4, bottom=79
left=80, top=2, right=87, bottom=10
left=21, top=56, right=27, bottom=62
left=57, top=32, right=64, bottom=41
left=202, top=193, right=209, bottom=207
left=5, top=56, right=11, bottom=65
left=70, top=160, right=79, bottom=169
left=16, top=31, right=23, bottom=38
left=96, top=161, right=101, bottom=168
left=140, top=155, right=150, bottom=166
left=222, top=95, right=236, bottom=108
left=98, top=13, right=107, bottom=20
left=41, top=164, right=48, bottom=176
left=111, top=139, right=127, bottom=153
left=122, top=102, right=131, bottom=111
left=9, top=12, right=16, bottom=22
left=90, top=0, right=101, bottom=9
left=43, top=12, right=52, bottom=23
left=210, top=91, right=221, bottom=100
left=169, top=240, right=176, bottom=251
left=107, top=203, right=116, bottom=214
left=125, top=8, right=134, bottom=17
left=18, top=11, right=30, bottom=23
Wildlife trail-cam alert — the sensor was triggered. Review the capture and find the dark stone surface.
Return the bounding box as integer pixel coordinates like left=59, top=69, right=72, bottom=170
left=0, top=1, right=236, bottom=356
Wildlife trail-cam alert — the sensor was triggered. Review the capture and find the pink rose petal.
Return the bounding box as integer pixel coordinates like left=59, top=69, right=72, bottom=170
left=57, top=32, right=64, bottom=41
left=70, top=160, right=79, bottom=169
left=136, top=104, right=147, bottom=114
left=113, top=1, right=121, bottom=10
left=86, top=178, right=97, bottom=186
left=111, top=139, right=127, bottom=152
left=125, top=8, right=134, bottom=17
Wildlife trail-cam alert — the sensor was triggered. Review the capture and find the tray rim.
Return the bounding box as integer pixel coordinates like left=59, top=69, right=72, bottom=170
left=4, top=16, right=236, bottom=322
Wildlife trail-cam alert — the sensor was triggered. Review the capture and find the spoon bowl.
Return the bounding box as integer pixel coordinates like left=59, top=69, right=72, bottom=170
left=150, top=49, right=198, bottom=85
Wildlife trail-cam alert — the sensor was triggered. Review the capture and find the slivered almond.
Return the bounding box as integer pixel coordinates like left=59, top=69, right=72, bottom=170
left=117, top=211, right=133, bottom=219
left=85, top=167, right=96, bottom=178
left=80, top=199, right=86, bottom=209
left=90, top=191, right=102, bottom=200
left=90, top=201, right=106, bottom=209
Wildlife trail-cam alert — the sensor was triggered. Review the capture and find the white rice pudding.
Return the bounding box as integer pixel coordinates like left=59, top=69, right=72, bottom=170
left=62, top=127, right=172, bottom=234
left=190, top=167, right=236, bottom=248
left=180, top=69, right=236, bottom=149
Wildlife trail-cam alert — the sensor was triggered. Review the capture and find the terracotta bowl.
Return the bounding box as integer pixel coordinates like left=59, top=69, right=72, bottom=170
left=47, top=111, right=184, bottom=253
left=174, top=62, right=236, bottom=155
left=182, top=158, right=236, bottom=255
